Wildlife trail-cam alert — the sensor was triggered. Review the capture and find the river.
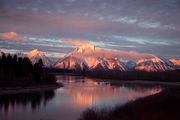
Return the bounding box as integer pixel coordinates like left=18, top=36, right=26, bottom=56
left=0, top=75, right=162, bottom=120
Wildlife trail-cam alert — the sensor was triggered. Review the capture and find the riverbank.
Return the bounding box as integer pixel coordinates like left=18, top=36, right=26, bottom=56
left=106, top=79, right=180, bottom=88
left=79, top=86, right=180, bottom=120
left=0, top=83, right=63, bottom=95
left=55, top=73, right=180, bottom=85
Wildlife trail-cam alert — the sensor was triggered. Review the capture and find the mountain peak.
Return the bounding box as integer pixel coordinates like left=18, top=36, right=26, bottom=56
left=151, top=57, right=164, bottom=63
left=81, top=44, right=95, bottom=49
left=76, top=44, right=95, bottom=53
left=27, top=49, right=51, bottom=67
left=135, top=57, right=174, bottom=72
left=27, top=49, right=45, bottom=58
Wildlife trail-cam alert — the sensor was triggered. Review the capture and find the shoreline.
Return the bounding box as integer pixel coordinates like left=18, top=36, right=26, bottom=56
left=52, top=70, right=180, bottom=82
left=104, top=79, right=180, bottom=87
left=55, top=74, right=180, bottom=86
left=0, top=84, right=63, bottom=95
left=79, top=86, right=180, bottom=120
left=1, top=75, right=180, bottom=96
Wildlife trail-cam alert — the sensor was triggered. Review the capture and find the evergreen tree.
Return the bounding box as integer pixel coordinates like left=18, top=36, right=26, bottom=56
left=33, top=59, right=44, bottom=82
left=0, top=52, right=56, bottom=86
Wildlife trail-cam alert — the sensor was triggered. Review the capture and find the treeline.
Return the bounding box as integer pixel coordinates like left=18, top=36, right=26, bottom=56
left=0, top=53, right=56, bottom=86
left=50, top=68, right=180, bottom=82
left=86, top=70, right=180, bottom=82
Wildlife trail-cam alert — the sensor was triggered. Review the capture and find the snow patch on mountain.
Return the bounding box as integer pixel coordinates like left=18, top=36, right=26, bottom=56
left=135, top=57, right=174, bottom=72
left=169, top=59, right=180, bottom=66
left=27, top=49, right=51, bottom=67
left=54, top=45, right=126, bottom=71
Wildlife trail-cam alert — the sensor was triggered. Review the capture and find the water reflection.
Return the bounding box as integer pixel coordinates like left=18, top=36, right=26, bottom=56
left=0, top=75, right=162, bottom=120
left=57, top=76, right=161, bottom=109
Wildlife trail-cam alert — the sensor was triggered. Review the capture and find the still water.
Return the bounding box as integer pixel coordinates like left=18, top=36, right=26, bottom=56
left=0, top=75, right=161, bottom=120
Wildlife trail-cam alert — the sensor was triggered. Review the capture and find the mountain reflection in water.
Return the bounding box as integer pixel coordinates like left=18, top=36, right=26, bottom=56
left=0, top=75, right=162, bottom=120
left=56, top=76, right=161, bottom=109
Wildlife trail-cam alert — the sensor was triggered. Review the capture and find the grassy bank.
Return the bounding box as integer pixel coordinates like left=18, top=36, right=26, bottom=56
left=79, top=87, right=180, bottom=120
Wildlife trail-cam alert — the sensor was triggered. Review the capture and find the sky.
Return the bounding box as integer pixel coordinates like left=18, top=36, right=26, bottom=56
left=0, top=0, right=180, bottom=59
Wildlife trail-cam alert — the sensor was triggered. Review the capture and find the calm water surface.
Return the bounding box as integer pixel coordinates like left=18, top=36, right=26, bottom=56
left=0, top=75, right=161, bottom=120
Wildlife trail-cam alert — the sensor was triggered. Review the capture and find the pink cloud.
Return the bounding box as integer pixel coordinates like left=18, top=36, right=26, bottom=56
left=64, top=38, right=92, bottom=46
left=0, top=32, right=27, bottom=41
left=85, top=49, right=154, bottom=59
left=65, top=39, right=154, bottom=59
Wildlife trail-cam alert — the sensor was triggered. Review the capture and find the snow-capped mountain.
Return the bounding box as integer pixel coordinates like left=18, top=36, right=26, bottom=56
left=167, top=59, right=180, bottom=69
left=0, top=47, right=179, bottom=72
left=27, top=49, right=51, bottom=67
left=0, top=49, right=51, bottom=67
left=106, top=58, right=126, bottom=71
left=54, top=44, right=180, bottom=72
left=169, top=59, right=180, bottom=66
left=135, top=57, right=175, bottom=72
left=54, top=44, right=126, bottom=72
left=54, top=56, right=89, bottom=71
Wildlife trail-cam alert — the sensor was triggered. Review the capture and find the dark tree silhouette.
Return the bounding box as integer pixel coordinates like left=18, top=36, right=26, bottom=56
left=1, top=53, right=7, bottom=74
left=33, top=59, right=44, bottom=82
left=0, top=53, right=56, bottom=86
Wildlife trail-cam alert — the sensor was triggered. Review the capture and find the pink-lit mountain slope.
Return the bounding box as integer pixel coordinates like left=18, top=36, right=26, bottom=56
left=54, top=44, right=126, bottom=72
left=27, top=49, right=51, bottom=67
left=135, top=57, right=175, bottom=72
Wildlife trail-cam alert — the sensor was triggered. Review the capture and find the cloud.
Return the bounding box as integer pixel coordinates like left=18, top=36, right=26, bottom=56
left=0, top=32, right=27, bottom=41
left=94, top=49, right=154, bottom=59
left=65, top=39, right=154, bottom=59
left=117, top=50, right=154, bottom=59
left=64, top=38, right=92, bottom=46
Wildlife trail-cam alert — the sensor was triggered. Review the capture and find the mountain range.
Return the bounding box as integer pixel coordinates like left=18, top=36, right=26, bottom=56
left=0, top=45, right=180, bottom=72
left=53, top=44, right=180, bottom=72
left=54, top=44, right=127, bottom=72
